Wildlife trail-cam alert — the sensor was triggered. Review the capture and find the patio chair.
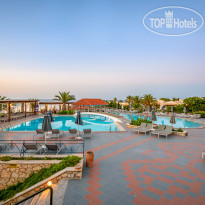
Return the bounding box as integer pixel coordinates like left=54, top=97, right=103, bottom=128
left=159, top=126, right=173, bottom=139
left=33, top=129, right=44, bottom=140
left=0, top=142, right=12, bottom=153
left=150, top=125, right=166, bottom=137
left=45, top=144, right=67, bottom=154
left=21, top=142, right=43, bottom=156
left=136, top=123, right=152, bottom=135
left=51, top=129, right=64, bottom=139
left=83, top=129, right=92, bottom=139
left=69, top=129, right=78, bottom=137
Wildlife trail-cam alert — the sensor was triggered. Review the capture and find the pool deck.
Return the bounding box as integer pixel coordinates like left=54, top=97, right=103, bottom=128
left=0, top=115, right=205, bottom=204
left=1, top=129, right=205, bottom=204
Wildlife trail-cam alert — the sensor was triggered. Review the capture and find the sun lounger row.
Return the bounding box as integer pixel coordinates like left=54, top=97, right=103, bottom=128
left=136, top=123, right=152, bottom=135
left=136, top=123, right=173, bottom=139
left=21, top=142, right=68, bottom=155
left=33, top=128, right=92, bottom=139
left=150, top=125, right=173, bottom=139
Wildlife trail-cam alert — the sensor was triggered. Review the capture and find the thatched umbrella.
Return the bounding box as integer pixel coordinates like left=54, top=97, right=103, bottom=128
left=42, top=114, right=52, bottom=141
left=75, top=111, right=83, bottom=137
left=170, top=112, right=176, bottom=126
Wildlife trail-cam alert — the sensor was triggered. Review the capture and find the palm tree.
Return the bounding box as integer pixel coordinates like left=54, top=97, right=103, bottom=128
left=0, top=96, right=8, bottom=100
left=142, top=94, right=155, bottom=111
left=132, top=96, right=140, bottom=105
left=113, top=97, right=117, bottom=104
left=53, top=92, right=76, bottom=111
left=126, top=95, right=133, bottom=110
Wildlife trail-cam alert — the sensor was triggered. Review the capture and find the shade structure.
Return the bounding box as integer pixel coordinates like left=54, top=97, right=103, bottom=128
left=75, top=111, right=83, bottom=137
left=42, top=115, right=52, bottom=132
left=150, top=109, right=157, bottom=121
left=48, top=110, right=54, bottom=122
left=170, top=113, right=176, bottom=124
left=171, top=106, right=174, bottom=112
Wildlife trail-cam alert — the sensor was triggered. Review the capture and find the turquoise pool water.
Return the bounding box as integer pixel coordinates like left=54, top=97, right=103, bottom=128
left=7, top=114, right=119, bottom=131
left=114, top=113, right=202, bottom=128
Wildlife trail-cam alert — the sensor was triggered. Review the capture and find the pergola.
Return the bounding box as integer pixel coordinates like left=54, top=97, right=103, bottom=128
left=38, top=101, right=74, bottom=111
left=0, top=99, right=39, bottom=121
left=73, top=99, right=108, bottom=111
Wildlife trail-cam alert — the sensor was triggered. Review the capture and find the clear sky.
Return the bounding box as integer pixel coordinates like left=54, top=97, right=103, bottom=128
left=0, top=0, right=204, bottom=100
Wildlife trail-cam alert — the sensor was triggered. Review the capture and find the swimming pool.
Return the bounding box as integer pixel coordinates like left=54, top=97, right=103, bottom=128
left=115, top=113, right=202, bottom=128
left=6, top=114, right=120, bottom=131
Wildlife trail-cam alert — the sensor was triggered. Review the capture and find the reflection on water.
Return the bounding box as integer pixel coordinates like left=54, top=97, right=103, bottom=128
left=7, top=115, right=119, bottom=131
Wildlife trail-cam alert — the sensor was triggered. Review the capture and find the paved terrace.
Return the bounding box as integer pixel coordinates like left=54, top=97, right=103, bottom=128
left=1, top=129, right=205, bottom=204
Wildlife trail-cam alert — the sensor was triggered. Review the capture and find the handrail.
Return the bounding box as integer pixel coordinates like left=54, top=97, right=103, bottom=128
left=15, top=186, right=53, bottom=205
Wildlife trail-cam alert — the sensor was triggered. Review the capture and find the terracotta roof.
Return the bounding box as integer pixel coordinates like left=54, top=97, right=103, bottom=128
left=73, top=99, right=108, bottom=106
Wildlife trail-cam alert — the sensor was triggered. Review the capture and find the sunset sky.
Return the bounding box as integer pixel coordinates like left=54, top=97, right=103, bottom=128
left=0, top=0, right=204, bottom=100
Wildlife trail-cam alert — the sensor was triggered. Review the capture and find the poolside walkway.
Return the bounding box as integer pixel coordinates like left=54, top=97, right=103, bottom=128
left=63, top=130, right=205, bottom=205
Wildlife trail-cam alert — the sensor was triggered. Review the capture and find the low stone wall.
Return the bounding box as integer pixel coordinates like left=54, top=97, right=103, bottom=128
left=0, top=154, right=83, bottom=205
left=0, top=156, right=61, bottom=190
left=172, top=131, right=188, bottom=136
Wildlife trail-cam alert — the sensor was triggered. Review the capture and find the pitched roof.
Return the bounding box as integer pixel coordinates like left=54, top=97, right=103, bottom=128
left=73, top=98, right=108, bottom=106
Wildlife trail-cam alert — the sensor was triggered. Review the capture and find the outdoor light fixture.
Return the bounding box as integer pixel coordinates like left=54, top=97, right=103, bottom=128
left=47, top=181, right=52, bottom=186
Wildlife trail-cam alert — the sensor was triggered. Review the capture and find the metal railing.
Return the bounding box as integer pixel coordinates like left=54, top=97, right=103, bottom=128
left=0, top=139, right=84, bottom=156
left=15, top=186, right=53, bottom=205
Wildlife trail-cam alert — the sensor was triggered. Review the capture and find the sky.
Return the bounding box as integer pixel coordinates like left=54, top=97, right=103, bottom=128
left=0, top=0, right=204, bottom=100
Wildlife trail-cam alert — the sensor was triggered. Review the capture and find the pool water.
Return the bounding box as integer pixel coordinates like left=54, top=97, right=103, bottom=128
left=115, top=113, right=202, bottom=128
left=7, top=114, right=119, bottom=131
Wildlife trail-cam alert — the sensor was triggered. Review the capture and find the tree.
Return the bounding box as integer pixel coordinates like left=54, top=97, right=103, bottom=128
left=142, top=94, right=156, bottom=110
left=159, top=98, right=170, bottom=102
left=126, top=95, right=133, bottom=110
left=172, top=97, right=180, bottom=101
left=28, top=98, right=39, bottom=112
left=183, top=97, right=205, bottom=112
left=0, top=96, right=8, bottom=100
left=0, top=95, right=9, bottom=112
left=113, top=97, right=117, bottom=104
left=53, top=92, right=76, bottom=111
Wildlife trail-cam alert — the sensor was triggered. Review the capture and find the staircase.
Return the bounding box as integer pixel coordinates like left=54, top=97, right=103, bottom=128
left=21, top=179, right=69, bottom=205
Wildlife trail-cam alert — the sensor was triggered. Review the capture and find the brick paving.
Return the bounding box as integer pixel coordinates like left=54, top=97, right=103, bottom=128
left=63, top=130, right=205, bottom=205
left=1, top=125, right=205, bottom=204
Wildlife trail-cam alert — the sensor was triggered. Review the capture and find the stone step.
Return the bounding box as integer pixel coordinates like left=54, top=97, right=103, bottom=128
left=53, top=179, right=69, bottom=205
left=44, top=184, right=58, bottom=205
left=30, top=193, right=42, bottom=205
left=23, top=197, right=34, bottom=205
left=35, top=188, right=50, bottom=205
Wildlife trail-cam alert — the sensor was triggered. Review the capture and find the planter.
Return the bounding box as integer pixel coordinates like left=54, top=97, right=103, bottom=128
left=86, top=151, right=94, bottom=168
left=126, top=123, right=138, bottom=128
left=74, top=164, right=82, bottom=171
left=173, top=131, right=188, bottom=136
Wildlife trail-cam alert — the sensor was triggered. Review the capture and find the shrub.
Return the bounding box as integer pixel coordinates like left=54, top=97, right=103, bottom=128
left=57, top=110, right=75, bottom=115
left=194, top=111, right=205, bottom=118
left=0, top=156, right=81, bottom=201
left=131, top=118, right=152, bottom=126
left=0, top=156, right=60, bottom=161
left=177, top=128, right=183, bottom=132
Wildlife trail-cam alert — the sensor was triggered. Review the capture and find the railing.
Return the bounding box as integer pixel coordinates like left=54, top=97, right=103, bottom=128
left=15, top=186, right=53, bottom=205
left=0, top=139, right=84, bottom=156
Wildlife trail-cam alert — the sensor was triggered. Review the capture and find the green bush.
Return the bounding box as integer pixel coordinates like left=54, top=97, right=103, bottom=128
left=0, top=156, right=60, bottom=162
left=0, top=156, right=81, bottom=201
left=177, top=128, right=183, bottom=132
left=131, top=118, right=152, bottom=126
left=57, top=110, right=75, bottom=115
left=194, top=111, right=205, bottom=118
